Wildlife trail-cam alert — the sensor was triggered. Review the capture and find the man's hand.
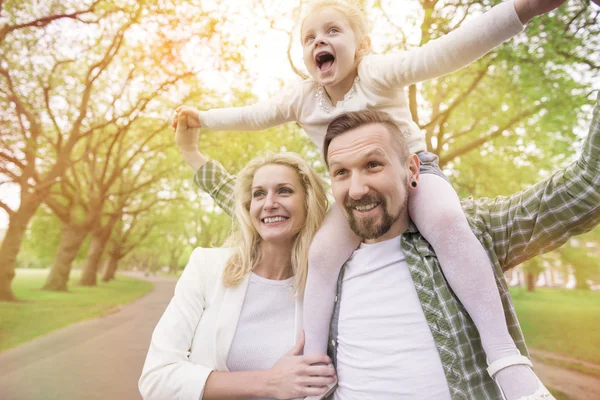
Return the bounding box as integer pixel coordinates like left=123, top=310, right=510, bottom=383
left=514, top=0, right=567, bottom=24
left=172, top=105, right=202, bottom=130
left=174, top=114, right=200, bottom=153
left=174, top=114, right=208, bottom=171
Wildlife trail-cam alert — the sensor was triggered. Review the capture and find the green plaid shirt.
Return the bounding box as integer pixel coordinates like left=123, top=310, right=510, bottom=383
left=195, top=97, right=600, bottom=399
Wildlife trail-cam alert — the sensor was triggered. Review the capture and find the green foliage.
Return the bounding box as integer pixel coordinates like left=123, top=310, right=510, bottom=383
left=5, top=0, right=600, bottom=282
left=558, top=240, right=600, bottom=290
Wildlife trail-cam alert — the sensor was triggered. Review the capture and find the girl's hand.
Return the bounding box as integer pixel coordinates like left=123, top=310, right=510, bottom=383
left=172, top=105, right=202, bottom=130
left=514, top=0, right=567, bottom=24
left=174, top=114, right=200, bottom=154
left=266, top=331, right=336, bottom=399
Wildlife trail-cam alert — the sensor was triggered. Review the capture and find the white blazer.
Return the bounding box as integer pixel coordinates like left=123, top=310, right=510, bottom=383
left=139, top=247, right=303, bottom=400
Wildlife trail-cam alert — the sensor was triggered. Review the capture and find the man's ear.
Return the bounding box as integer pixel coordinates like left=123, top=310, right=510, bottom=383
left=407, top=154, right=420, bottom=185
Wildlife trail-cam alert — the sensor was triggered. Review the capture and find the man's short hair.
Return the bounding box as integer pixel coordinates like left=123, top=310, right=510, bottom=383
left=323, top=110, right=410, bottom=166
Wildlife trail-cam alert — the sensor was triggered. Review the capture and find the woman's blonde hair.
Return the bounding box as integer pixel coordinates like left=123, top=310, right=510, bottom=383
left=222, top=152, right=328, bottom=295
left=301, top=0, right=371, bottom=58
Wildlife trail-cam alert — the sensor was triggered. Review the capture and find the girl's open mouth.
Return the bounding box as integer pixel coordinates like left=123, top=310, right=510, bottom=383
left=316, top=51, right=335, bottom=72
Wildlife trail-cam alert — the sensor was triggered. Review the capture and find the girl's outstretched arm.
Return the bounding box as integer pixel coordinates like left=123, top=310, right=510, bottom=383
left=173, top=82, right=304, bottom=132
left=362, top=0, right=563, bottom=89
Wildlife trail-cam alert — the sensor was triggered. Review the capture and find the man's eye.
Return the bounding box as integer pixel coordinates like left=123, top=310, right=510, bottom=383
left=367, top=162, right=381, bottom=169
left=334, top=169, right=347, bottom=177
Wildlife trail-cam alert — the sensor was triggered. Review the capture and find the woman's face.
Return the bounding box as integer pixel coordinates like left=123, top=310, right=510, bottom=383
left=249, top=164, right=307, bottom=245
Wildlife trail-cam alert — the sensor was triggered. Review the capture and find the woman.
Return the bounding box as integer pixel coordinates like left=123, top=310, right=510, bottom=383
left=139, top=120, right=333, bottom=400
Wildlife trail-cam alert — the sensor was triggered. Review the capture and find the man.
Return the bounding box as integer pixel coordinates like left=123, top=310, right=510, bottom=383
left=318, top=101, right=600, bottom=400
left=181, top=95, right=599, bottom=399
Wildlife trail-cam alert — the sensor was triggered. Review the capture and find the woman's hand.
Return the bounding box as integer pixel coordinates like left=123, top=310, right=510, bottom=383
left=172, top=105, right=202, bottom=130
left=266, top=331, right=336, bottom=399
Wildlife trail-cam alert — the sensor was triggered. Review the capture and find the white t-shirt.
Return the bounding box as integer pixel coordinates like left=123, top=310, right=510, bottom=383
left=198, top=1, right=523, bottom=154
left=334, top=236, right=452, bottom=400
left=226, top=273, right=296, bottom=400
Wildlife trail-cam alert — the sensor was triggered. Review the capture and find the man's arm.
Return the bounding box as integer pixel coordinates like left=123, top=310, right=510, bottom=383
left=469, top=95, right=600, bottom=271
left=194, top=159, right=236, bottom=217
left=174, top=115, right=236, bottom=216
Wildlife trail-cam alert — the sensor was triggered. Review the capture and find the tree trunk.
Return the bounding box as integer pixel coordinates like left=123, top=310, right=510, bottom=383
left=79, top=231, right=110, bottom=286
left=573, top=264, right=591, bottom=290
left=0, top=201, right=39, bottom=301
left=42, top=223, right=88, bottom=291
left=101, top=254, right=119, bottom=282
left=526, top=272, right=537, bottom=292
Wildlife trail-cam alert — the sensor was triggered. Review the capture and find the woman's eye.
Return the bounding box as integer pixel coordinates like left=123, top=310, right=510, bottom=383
left=279, top=187, right=293, bottom=194
left=305, top=36, right=314, bottom=44
left=253, top=191, right=265, bottom=198
left=328, top=28, right=339, bottom=34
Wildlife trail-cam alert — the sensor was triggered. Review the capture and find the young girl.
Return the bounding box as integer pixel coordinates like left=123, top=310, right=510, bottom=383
left=175, top=1, right=564, bottom=399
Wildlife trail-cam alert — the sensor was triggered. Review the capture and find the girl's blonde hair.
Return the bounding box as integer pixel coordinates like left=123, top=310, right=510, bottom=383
left=301, top=0, right=371, bottom=57
left=222, top=152, right=328, bottom=295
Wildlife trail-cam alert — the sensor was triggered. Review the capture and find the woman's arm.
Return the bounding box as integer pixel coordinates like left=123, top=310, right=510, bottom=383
left=203, top=332, right=335, bottom=399
left=138, top=248, right=215, bottom=400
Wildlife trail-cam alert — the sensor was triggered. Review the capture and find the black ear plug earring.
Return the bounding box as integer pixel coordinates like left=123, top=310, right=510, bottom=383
left=411, top=181, right=417, bottom=188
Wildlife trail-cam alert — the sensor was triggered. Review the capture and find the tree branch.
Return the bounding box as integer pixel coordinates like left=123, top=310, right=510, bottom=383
left=0, top=199, right=14, bottom=217
left=440, top=104, right=544, bottom=165
left=421, top=59, right=492, bottom=130
left=0, top=0, right=105, bottom=44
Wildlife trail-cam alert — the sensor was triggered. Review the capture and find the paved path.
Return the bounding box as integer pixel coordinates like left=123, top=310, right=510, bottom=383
left=0, top=273, right=177, bottom=400
left=531, top=350, right=600, bottom=400
left=1, top=272, right=599, bottom=400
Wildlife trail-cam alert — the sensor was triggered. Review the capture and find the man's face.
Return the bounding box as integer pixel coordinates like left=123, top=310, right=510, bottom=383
left=327, top=123, right=419, bottom=243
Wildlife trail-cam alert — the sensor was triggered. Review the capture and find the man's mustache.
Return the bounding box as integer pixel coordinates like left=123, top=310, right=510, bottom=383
left=344, top=193, right=383, bottom=209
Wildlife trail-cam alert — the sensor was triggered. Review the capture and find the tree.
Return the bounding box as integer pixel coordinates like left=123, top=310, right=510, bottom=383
left=0, top=0, right=207, bottom=299
left=101, top=213, right=155, bottom=282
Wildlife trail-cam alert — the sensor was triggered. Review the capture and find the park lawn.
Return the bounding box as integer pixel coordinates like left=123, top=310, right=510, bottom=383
left=0, top=268, right=153, bottom=353
left=510, top=287, right=600, bottom=365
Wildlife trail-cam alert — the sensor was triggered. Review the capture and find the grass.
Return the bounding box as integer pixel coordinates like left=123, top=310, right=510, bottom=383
left=509, top=287, right=600, bottom=365
left=0, top=268, right=153, bottom=353
left=549, top=389, right=571, bottom=400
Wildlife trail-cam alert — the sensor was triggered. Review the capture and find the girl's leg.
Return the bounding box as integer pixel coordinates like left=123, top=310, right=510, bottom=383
left=410, top=174, right=540, bottom=400
left=303, top=203, right=361, bottom=356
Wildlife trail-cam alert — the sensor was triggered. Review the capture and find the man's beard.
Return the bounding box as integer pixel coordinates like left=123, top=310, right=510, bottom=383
left=344, top=189, right=408, bottom=240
